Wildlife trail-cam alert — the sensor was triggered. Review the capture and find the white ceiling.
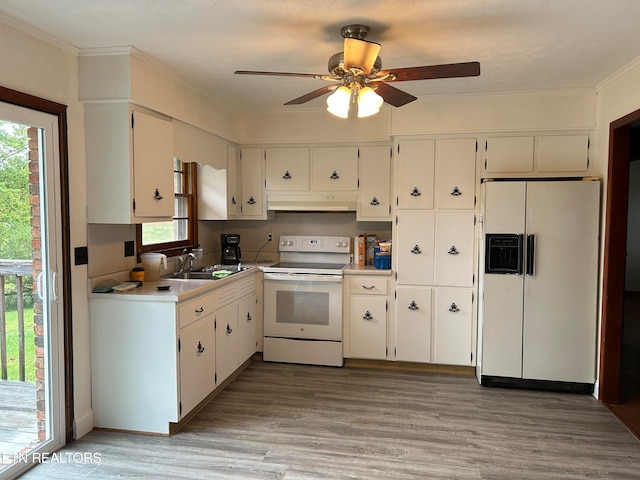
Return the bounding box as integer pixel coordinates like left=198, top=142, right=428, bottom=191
left=2, top=0, right=640, bottom=112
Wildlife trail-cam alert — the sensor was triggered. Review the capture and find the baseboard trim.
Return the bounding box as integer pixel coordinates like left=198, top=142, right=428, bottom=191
left=344, top=358, right=475, bottom=376
left=73, top=409, right=94, bottom=439
left=481, top=375, right=595, bottom=394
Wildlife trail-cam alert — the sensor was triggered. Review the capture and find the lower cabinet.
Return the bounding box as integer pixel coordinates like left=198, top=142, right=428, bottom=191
left=179, top=315, right=215, bottom=418
left=215, top=303, right=239, bottom=386
left=346, top=275, right=389, bottom=360
left=395, top=286, right=432, bottom=363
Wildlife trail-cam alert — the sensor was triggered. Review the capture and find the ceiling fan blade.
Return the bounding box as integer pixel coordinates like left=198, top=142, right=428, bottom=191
left=235, top=70, right=325, bottom=79
left=374, top=82, right=417, bottom=107
left=343, top=38, right=381, bottom=74
left=381, top=62, right=481, bottom=82
left=284, top=85, right=337, bottom=105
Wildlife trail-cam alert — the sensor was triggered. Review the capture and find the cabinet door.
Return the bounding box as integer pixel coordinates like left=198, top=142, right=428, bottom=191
left=311, top=146, right=358, bottom=191
left=396, top=139, right=435, bottom=209
left=179, top=317, right=215, bottom=418
left=435, top=138, right=477, bottom=210
left=537, top=134, right=589, bottom=172
left=227, top=145, right=240, bottom=218
left=265, top=147, right=310, bottom=190
left=432, top=288, right=473, bottom=366
left=240, top=147, right=264, bottom=218
left=357, top=145, right=392, bottom=221
left=132, top=110, right=175, bottom=219
left=484, top=136, right=534, bottom=174
left=349, top=296, right=387, bottom=360
left=238, top=294, right=257, bottom=364
left=434, top=212, right=475, bottom=287
left=396, top=211, right=435, bottom=285
left=215, top=305, right=239, bottom=386
left=395, top=286, right=432, bottom=363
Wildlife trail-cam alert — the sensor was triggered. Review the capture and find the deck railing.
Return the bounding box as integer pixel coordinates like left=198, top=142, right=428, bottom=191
left=0, top=260, right=33, bottom=381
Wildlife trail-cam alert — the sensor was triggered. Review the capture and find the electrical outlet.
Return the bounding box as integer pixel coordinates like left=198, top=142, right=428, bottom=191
left=267, top=233, right=273, bottom=242
left=74, top=246, right=88, bottom=265
left=124, top=240, right=135, bottom=257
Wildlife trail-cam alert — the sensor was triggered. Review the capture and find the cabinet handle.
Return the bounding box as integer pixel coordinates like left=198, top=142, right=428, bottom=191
left=153, top=188, right=163, bottom=200
left=194, top=307, right=204, bottom=315
left=362, top=285, right=375, bottom=290
left=226, top=324, right=233, bottom=334
left=246, top=312, right=253, bottom=321
left=408, top=301, right=419, bottom=310
left=247, top=196, right=256, bottom=205
left=449, top=303, right=460, bottom=313
left=197, top=341, right=205, bottom=355
left=370, top=197, right=380, bottom=206
left=231, top=196, right=237, bottom=205
left=411, top=245, right=422, bottom=254
left=451, top=186, right=462, bottom=196
left=330, top=170, right=340, bottom=180
left=448, top=245, right=459, bottom=255
left=363, top=311, right=373, bottom=321
left=410, top=187, right=421, bottom=197
left=282, top=171, right=292, bottom=180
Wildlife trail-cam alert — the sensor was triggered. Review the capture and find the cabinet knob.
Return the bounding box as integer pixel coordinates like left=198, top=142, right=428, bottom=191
left=226, top=324, right=233, bottom=334
left=451, top=186, right=462, bottom=196
left=449, top=303, right=460, bottom=313
left=330, top=170, right=340, bottom=180
left=197, top=341, right=205, bottom=355
left=370, top=197, right=380, bottom=206
left=448, top=245, right=459, bottom=255
left=410, top=187, right=421, bottom=197
left=246, top=312, right=253, bottom=321
left=194, top=307, right=204, bottom=315
left=411, top=245, right=422, bottom=254
left=363, top=311, right=373, bottom=321
left=282, top=171, right=292, bottom=180
left=247, top=196, right=256, bottom=205
left=153, top=188, right=163, bottom=200
left=231, top=196, right=237, bottom=205
left=408, top=300, right=419, bottom=311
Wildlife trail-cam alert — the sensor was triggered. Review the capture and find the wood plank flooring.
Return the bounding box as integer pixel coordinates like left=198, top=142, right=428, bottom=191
left=0, top=380, right=38, bottom=464
left=18, top=361, right=640, bottom=479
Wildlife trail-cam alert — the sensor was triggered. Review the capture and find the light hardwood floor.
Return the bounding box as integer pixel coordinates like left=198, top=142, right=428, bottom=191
left=18, top=361, right=640, bottom=479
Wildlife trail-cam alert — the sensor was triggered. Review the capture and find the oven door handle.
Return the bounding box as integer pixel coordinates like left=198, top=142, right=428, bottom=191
left=263, top=272, right=343, bottom=282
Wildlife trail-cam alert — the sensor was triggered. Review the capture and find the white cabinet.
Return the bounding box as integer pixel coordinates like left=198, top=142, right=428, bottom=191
left=435, top=138, right=477, bottom=210
left=265, top=147, right=310, bottom=191
left=432, top=288, right=474, bottom=366
left=357, top=145, right=392, bottom=221
left=395, top=286, right=432, bottom=363
left=239, top=147, right=266, bottom=219
left=396, top=139, right=435, bottom=209
left=484, top=136, right=535, bottom=174
left=396, top=211, right=435, bottom=285
left=238, top=291, right=258, bottom=364
left=347, top=276, right=389, bottom=360
left=311, top=146, right=359, bottom=191
left=227, top=145, right=241, bottom=218
left=85, top=103, right=174, bottom=223
left=215, top=303, right=239, bottom=386
left=179, top=315, right=215, bottom=418
left=433, top=213, right=475, bottom=287
left=537, top=134, right=589, bottom=172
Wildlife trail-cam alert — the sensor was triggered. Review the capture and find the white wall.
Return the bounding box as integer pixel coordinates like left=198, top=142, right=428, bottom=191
left=0, top=17, right=92, bottom=438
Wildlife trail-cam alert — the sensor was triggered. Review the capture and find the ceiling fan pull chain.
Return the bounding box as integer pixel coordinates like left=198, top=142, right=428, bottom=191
left=282, top=171, right=292, bottom=180
left=330, top=170, right=340, bottom=180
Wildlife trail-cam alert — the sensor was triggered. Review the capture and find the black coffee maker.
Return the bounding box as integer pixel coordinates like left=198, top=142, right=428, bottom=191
left=221, top=233, right=241, bottom=265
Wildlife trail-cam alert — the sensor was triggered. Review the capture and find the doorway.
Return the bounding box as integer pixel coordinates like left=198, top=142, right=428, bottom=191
left=0, top=87, right=71, bottom=479
left=600, top=108, right=640, bottom=438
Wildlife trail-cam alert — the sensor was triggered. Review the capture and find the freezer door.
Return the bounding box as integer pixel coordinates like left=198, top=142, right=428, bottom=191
left=522, top=180, right=600, bottom=383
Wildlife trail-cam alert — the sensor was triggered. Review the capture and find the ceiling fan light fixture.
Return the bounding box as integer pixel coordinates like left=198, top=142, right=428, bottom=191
left=357, top=86, right=383, bottom=118
left=326, top=85, right=352, bottom=118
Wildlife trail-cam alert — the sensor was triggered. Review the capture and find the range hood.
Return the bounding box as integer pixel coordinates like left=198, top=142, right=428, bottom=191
left=267, top=193, right=357, bottom=212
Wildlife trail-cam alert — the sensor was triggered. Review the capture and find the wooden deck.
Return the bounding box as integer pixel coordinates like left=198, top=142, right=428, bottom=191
left=0, top=380, right=39, bottom=463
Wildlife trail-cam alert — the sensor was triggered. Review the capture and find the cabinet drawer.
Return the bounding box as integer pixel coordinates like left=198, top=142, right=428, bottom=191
left=178, top=293, right=216, bottom=329
left=349, top=276, right=388, bottom=295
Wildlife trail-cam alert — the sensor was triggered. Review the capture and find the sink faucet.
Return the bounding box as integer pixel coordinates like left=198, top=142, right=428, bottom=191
left=176, top=249, right=196, bottom=273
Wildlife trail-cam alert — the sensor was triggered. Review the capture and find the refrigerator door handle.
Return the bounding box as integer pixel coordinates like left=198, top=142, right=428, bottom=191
left=526, top=234, right=536, bottom=276
left=517, top=234, right=525, bottom=275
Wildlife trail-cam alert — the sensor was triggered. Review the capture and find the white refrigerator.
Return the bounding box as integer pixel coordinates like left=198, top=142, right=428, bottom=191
left=479, top=180, right=600, bottom=387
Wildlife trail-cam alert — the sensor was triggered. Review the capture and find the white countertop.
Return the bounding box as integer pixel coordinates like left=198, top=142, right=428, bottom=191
left=343, top=264, right=394, bottom=275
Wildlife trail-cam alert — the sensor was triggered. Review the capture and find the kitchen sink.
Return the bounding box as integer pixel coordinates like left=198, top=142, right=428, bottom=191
left=161, top=266, right=252, bottom=280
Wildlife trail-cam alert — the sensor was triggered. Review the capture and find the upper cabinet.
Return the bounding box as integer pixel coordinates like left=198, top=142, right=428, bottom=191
left=357, top=145, right=392, bottom=221
left=482, top=133, right=590, bottom=177
left=396, top=139, right=436, bottom=210
left=435, top=138, right=477, bottom=210
left=85, top=103, right=174, bottom=224
left=311, top=146, right=359, bottom=191
left=265, top=147, right=310, bottom=191
left=239, top=147, right=267, bottom=219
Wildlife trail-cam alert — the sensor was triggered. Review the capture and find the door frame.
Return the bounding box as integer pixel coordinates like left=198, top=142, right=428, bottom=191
left=600, top=107, right=640, bottom=404
left=0, top=85, right=73, bottom=441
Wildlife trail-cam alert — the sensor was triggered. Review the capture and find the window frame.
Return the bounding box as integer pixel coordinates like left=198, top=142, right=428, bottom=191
left=136, top=161, right=198, bottom=258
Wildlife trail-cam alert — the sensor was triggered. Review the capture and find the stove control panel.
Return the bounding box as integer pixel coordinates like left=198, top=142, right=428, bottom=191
left=278, top=235, right=351, bottom=253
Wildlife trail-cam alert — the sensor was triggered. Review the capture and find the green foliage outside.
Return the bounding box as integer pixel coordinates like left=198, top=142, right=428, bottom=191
left=1, top=121, right=35, bottom=381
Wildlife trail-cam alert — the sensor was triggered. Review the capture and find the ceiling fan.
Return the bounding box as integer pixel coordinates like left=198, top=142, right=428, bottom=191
left=235, top=24, right=480, bottom=116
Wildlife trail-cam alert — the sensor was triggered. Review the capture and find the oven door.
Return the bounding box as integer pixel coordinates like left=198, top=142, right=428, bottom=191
left=263, top=272, right=343, bottom=341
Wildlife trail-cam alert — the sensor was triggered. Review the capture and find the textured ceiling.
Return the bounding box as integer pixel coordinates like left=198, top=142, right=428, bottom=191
left=1, top=0, right=640, bottom=111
